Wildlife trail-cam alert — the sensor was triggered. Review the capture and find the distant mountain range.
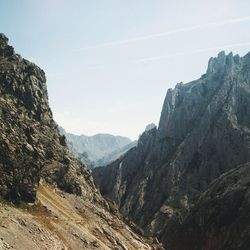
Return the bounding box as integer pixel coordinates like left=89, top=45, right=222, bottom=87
left=59, top=127, right=137, bottom=168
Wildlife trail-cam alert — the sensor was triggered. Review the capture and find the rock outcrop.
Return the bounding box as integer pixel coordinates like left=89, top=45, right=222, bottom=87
left=93, top=51, right=250, bottom=249
left=145, top=123, right=157, bottom=132
left=0, top=34, right=157, bottom=249
left=0, top=33, right=96, bottom=204
left=166, top=163, right=250, bottom=250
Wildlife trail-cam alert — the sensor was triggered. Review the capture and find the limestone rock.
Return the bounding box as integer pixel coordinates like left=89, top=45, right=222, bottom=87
left=167, top=163, right=250, bottom=250
left=145, top=123, right=157, bottom=132
left=0, top=33, right=96, bottom=203
left=0, top=33, right=157, bottom=250
left=93, top=51, right=250, bottom=249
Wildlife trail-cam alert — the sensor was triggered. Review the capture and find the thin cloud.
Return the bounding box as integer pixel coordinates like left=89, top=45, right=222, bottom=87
left=136, top=42, right=250, bottom=63
left=78, top=16, right=250, bottom=51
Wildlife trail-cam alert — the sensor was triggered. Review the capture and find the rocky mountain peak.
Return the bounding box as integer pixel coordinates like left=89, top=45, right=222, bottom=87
left=206, top=50, right=241, bottom=75
left=157, top=51, right=248, bottom=141
left=0, top=34, right=97, bottom=204
left=0, top=35, right=158, bottom=249
left=0, top=33, right=14, bottom=57
left=145, top=123, right=157, bottom=132
left=93, top=51, right=250, bottom=249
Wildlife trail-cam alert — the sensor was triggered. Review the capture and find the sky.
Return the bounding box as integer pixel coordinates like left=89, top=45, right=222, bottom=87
left=1, top=0, right=250, bottom=140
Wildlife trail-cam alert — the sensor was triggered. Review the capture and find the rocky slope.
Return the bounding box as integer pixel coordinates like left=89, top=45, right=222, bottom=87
left=166, top=163, right=250, bottom=250
left=59, top=127, right=136, bottom=168
left=0, top=33, right=96, bottom=204
left=0, top=34, right=157, bottom=250
left=93, top=51, right=250, bottom=249
left=0, top=182, right=156, bottom=250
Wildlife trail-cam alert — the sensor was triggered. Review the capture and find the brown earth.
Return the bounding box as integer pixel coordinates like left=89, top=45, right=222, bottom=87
left=0, top=181, right=162, bottom=250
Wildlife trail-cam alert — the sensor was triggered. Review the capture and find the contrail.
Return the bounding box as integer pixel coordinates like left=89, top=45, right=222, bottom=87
left=78, top=16, right=250, bottom=51
left=136, top=42, right=250, bottom=63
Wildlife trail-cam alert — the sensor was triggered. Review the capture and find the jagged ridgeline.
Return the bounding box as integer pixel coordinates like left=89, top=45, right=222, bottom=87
left=0, top=33, right=97, bottom=203
left=93, top=51, right=250, bottom=249
left=0, top=34, right=162, bottom=250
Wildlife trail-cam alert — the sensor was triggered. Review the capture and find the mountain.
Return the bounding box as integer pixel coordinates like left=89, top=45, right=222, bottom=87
left=0, top=33, right=97, bottom=203
left=93, top=51, right=250, bottom=249
left=145, top=123, right=157, bottom=132
left=167, top=163, right=250, bottom=250
left=0, top=34, right=158, bottom=249
left=59, top=127, right=136, bottom=168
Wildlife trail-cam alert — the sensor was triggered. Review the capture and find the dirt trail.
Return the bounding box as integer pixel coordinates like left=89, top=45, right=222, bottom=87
left=37, top=184, right=81, bottom=221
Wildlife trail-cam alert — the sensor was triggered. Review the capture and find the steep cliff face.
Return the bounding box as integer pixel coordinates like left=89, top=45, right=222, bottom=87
left=0, top=34, right=97, bottom=204
left=167, top=163, right=250, bottom=250
left=0, top=34, right=157, bottom=250
left=93, top=51, right=250, bottom=248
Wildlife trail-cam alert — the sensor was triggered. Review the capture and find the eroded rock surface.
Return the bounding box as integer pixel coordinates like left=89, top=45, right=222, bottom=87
left=167, top=163, right=250, bottom=250
left=93, top=51, right=250, bottom=249
left=0, top=33, right=96, bottom=203
left=0, top=34, right=157, bottom=249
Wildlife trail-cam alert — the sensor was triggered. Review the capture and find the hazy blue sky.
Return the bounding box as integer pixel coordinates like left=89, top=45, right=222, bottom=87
left=1, top=0, right=250, bottom=139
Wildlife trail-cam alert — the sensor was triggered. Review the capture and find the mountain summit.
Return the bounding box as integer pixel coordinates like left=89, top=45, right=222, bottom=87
left=0, top=33, right=96, bottom=203
left=93, top=51, right=250, bottom=249
left=59, top=127, right=136, bottom=168
left=0, top=34, right=156, bottom=249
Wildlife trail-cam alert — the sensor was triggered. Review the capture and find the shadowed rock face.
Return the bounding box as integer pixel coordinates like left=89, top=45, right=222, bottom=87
left=167, top=163, right=250, bottom=250
left=0, top=34, right=97, bottom=204
left=93, top=51, right=250, bottom=248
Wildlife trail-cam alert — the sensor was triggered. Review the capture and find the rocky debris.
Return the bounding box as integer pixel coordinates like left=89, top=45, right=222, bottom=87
left=0, top=183, right=153, bottom=250
left=93, top=51, right=250, bottom=249
left=0, top=202, right=67, bottom=250
left=0, top=33, right=97, bottom=204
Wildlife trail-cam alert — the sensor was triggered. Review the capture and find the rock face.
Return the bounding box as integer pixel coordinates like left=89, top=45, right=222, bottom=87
left=145, top=123, right=157, bottom=132
left=59, top=127, right=136, bottom=168
left=0, top=33, right=97, bottom=203
left=167, top=163, right=250, bottom=250
left=93, top=51, right=250, bottom=248
left=0, top=34, right=156, bottom=250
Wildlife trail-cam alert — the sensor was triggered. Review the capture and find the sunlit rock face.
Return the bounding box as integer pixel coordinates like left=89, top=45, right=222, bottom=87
left=0, top=34, right=97, bottom=203
left=0, top=34, right=158, bottom=250
left=93, top=51, right=250, bottom=249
